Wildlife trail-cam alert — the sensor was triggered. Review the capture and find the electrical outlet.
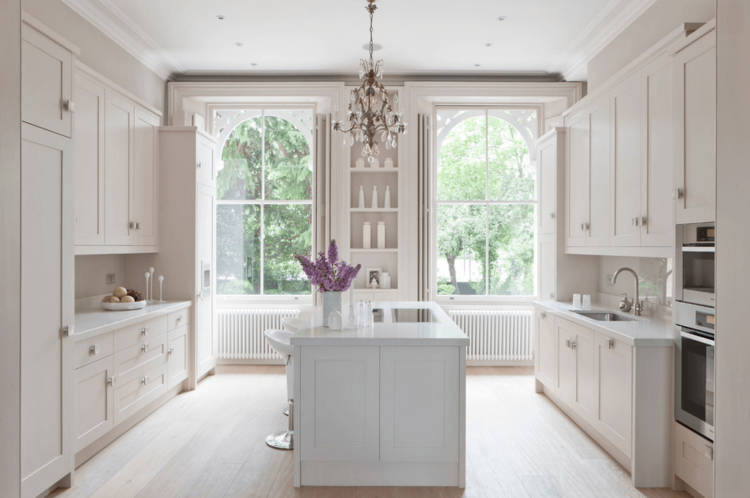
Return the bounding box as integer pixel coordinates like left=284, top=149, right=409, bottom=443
left=106, top=274, right=116, bottom=285
left=606, top=274, right=614, bottom=285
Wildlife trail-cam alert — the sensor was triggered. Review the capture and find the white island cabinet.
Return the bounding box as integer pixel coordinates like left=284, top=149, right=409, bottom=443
left=291, top=301, right=469, bottom=488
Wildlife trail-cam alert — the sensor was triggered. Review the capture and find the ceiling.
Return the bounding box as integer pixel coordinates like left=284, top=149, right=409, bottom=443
left=62, top=0, right=658, bottom=80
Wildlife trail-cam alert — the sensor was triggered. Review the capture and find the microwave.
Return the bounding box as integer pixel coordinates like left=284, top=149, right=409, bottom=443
left=677, top=223, right=715, bottom=308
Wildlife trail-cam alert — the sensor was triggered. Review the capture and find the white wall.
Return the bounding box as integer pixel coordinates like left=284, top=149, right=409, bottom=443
left=597, top=256, right=672, bottom=317
left=22, top=0, right=166, bottom=112
left=714, top=1, right=750, bottom=495
left=0, top=3, right=22, bottom=496
left=586, top=0, right=715, bottom=92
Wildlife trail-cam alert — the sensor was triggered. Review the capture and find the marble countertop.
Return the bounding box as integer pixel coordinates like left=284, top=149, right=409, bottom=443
left=74, top=301, right=192, bottom=342
left=534, top=301, right=674, bottom=347
left=290, top=301, right=470, bottom=346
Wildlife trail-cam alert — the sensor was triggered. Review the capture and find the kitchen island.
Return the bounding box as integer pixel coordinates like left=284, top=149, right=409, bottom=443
left=290, top=301, right=469, bottom=487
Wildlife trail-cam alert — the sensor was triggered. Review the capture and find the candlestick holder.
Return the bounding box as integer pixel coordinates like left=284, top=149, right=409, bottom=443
left=345, top=304, right=357, bottom=329
left=144, top=272, right=150, bottom=302
left=158, top=276, right=165, bottom=303
left=149, top=267, right=155, bottom=303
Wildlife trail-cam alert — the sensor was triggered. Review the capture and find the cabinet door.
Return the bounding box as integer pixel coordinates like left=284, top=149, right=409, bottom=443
left=168, top=324, right=189, bottom=388
left=594, top=333, right=633, bottom=458
left=195, top=183, right=216, bottom=379
left=535, top=310, right=556, bottom=389
left=380, top=346, right=460, bottom=463
left=196, top=136, right=216, bottom=187
left=587, top=95, right=611, bottom=247
left=300, top=346, right=380, bottom=462
left=20, top=124, right=74, bottom=498
left=610, top=73, right=642, bottom=247
left=566, top=112, right=589, bottom=247
left=539, top=238, right=556, bottom=301
left=641, top=54, right=675, bottom=246
left=75, top=356, right=114, bottom=452
left=74, top=73, right=105, bottom=246
left=573, top=325, right=595, bottom=421
left=21, top=23, right=73, bottom=137
left=133, top=108, right=160, bottom=246
left=674, top=30, right=716, bottom=224
left=538, top=135, right=557, bottom=235
left=555, top=318, right=577, bottom=405
left=104, top=94, right=135, bottom=245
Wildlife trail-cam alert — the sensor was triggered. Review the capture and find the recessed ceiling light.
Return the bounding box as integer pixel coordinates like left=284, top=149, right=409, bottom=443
left=362, top=43, right=383, bottom=51
left=474, top=63, right=481, bottom=67
left=485, top=43, right=492, bottom=47
left=235, top=42, right=243, bottom=47
left=250, top=63, right=258, bottom=66
left=216, top=15, right=225, bottom=20
left=498, top=16, right=507, bottom=21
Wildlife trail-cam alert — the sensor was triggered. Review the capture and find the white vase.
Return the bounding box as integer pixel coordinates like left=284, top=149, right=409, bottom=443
left=377, top=221, right=386, bottom=249
left=371, top=186, right=378, bottom=209
left=322, top=291, right=342, bottom=327
left=363, top=222, right=371, bottom=249
left=358, top=186, right=365, bottom=208
left=381, top=272, right=392, bottom=289
left=384, top=158, right=394, bottom=169
left=355, top=158, right=365, bottom=169
left=384, top=186, right=391, bottom=209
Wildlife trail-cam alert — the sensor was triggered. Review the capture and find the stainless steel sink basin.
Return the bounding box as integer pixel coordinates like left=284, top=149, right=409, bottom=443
left=572, top=311, right=635, bottom=322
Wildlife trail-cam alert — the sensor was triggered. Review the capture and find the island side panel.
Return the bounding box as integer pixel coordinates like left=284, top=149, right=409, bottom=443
left=459, top=344, right=466, bottom=488
left=294, top=344, right=301, bottom=488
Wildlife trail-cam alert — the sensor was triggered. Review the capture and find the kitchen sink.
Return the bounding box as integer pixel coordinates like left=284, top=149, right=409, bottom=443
left=572, top=311, right=636, bottom=322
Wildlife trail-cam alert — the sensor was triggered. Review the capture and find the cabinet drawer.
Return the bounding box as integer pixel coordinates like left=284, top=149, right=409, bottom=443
left=675, top=422, right=713, bottom=498
left=168, top=309, right=190, bottom=331
left=113, top=332, right=168, bottom=386
left=75, top=331, right=114, bottom=369
left=168, top=324, right=189, bottom=388
left=114, top=362, right=168, bottom=426
left=75, top=356, right=114, bottom=452
left=114, top=315, right=168, bottom=351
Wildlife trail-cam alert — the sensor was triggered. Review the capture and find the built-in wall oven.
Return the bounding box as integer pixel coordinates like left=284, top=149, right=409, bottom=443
left=677, top=223, right=715, bottom=307
left=675, top=301, right=715, bottom=441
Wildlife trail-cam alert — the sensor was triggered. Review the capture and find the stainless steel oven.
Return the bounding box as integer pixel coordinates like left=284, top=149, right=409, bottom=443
left=675, top=301, right=715, bottom=441
left=677, top=223, right=715, bottom=307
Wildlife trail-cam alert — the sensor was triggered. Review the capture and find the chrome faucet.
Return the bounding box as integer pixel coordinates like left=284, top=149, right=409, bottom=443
left=613, top=267, right=643, bottom=316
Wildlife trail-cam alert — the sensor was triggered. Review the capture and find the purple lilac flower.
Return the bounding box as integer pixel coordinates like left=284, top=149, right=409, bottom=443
left=295, top=240, right=361, bottom=292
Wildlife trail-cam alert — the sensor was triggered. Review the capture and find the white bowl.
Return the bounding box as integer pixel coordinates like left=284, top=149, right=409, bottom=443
left=100, top=300, right=147, bottom=311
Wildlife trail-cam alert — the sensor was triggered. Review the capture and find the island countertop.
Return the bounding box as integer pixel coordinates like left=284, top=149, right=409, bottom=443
left=290, top=301, right=470, bottom=346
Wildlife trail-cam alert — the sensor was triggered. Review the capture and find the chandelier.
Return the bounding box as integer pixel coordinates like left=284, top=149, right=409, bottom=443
left=332, top=0, right=407, bottom=161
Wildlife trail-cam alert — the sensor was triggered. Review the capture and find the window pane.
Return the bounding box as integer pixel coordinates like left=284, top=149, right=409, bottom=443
left=263, top=204, right=312, bottom=295
left=487, top=116, right=535, bottom=201
left=436, top=204, right=487, bottom=296
left=437, top=113, right=486, bottom=201
left=264, top=112, right=313, bottom=201
left=488, top=204, right=535, bottom=296
left=216, top=204, right=261, bottom=295
left=218, top=117, right=263, bottom=200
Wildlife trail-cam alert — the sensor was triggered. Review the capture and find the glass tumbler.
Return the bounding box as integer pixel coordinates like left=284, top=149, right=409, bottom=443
left=572, top=294, right=582, bottom=309
left=582, top=294, right=592, bottom=310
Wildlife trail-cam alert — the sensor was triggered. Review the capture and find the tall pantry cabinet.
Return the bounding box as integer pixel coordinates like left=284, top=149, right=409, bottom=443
left=20, top=14, right=78, bottom=498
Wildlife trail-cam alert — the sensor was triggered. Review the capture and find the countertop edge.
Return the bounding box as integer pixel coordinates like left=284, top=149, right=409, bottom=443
left=291, top=338, right=470, bottom=346
left=74, top=301, right=192, bottom=342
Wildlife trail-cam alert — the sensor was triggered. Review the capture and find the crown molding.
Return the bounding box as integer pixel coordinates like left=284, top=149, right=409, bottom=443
left=60, top=0, right=181, bottom=80
left=549, top=0, right=659, bottom=81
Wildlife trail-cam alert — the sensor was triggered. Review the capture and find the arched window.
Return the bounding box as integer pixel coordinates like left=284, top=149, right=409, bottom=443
left=215, top=108, right=314, bottom=296
left=434, top=107, right=538, bottom=297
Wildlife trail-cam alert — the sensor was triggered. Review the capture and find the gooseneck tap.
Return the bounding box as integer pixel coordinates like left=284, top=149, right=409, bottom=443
left=613, top=267, right=642, bottom=316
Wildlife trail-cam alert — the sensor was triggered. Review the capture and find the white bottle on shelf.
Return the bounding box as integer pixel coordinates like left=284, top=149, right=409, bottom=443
left=363, top=222, right=372, bottom=249
left=384, top=158, right=394, bottom=169
left=381, top=272, right=392, bottom=289
left=358, top=186, right=366, bottom=208
left=371, top=186, right=378, bottom=209
left=355, top=158, right=365, bottom=169
left=377, top=221, right=386, bottom=249
left=372, top=158, right=380, bottom=168
left=384, top=186, right=391, bottom=209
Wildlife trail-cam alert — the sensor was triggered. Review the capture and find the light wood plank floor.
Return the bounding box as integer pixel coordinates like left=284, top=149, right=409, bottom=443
left=50, top=366, right=690, bottom=498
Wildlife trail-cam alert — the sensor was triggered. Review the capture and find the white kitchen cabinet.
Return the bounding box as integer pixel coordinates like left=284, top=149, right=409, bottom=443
left=594, top=332, right=633, bottom=458
left=133, top=108, right=160, bottom=247
left=104, top=93, right=135, bottom=246
left=675, top=421, right=714, bottom=498
left=21, top=17, right=75, bottom=138
left=565, top=111, right=589, bottom=248
left=20, top=123, right=74, bottom=498
left=554, top=317, right=595, bottom=420
left=73, top=72, right=105, bottom=245
left=74, top=356, right=114, bottom=452
left=113, top=362, right=169, bottom=426
left=380, top=346, right=460, bottom=463
left=300, top=346, right=380, bottom=462
left=610, top=72, right=642, bottom=247
left=195, top=183, right=216, bottom=379
left=538, top=133, right=558, bottom=236
left=555, top=318, right=578, bottom=405
left=535, top=309, right=556, bottom=389
left=674, top=29, right=716, bottom=224
left=539, top=238, right=556, bottom=302
left=168, top=324, right=189, bottom=389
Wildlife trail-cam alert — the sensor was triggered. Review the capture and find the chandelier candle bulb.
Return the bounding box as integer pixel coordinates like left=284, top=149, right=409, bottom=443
left=371, top=186, right=378, bottom=209
left=377, top=222, right=386, bottom=249
left=384, top=186, right=391, bottom=208
left=363, top=222, right=372, bottom=249
left=359, top=186, right=366, bottom=208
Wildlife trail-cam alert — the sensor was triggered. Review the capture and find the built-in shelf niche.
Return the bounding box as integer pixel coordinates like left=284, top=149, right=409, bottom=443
left=350, top=171, right=398, bottom=209
left=350, top=212, right=398, bottom=250
left=351, top=251, right=399, bottom=290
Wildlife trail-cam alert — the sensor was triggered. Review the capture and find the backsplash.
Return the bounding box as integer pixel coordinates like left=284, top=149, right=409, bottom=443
left=598, top=256, right=673, bottom=317
left=75, top=255, right=128, bottom=299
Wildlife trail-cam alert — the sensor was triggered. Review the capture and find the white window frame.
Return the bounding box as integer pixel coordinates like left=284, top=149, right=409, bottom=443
left=431, top=104, right=541, bottom=304
left=214, top=104, right=317, bottom=305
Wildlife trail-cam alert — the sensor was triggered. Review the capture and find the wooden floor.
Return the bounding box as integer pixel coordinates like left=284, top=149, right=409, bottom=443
left=50, top=365, right=690, bottom=498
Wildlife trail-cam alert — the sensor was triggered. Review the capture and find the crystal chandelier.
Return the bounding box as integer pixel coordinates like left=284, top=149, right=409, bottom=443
left=332, top=0, right=407, bottom=161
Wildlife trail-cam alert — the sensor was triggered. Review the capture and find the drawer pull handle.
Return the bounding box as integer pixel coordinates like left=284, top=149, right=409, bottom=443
left=197, top=162, right=202, bottom=169
left=168, top=348, right=174, bottom=356
left=176, top=315, right=182, bottom=322
left=540, top=312, right=547, bottom=320
left=141, top=376, right=148, bottom=384
left=607, top=339, right=614, bottom=349
left=570, top=341, right=577, bottom=349
left=107, top=377, right=114, bottom=386
left=142, top=343, right=149, bottom=352
left=706, top=445, right=714, bottom=460
left=90, top=344, right=101, bottom=355
left=142, top=326, right=149, bottom=336
left=565, top=339, right=571, bottom=348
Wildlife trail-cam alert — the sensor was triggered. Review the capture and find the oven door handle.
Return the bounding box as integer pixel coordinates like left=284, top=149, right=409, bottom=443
left=681, top=331, right=715, bottom=346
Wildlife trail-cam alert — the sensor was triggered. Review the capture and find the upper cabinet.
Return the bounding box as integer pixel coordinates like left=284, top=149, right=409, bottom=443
left=73, top=64, right=162, bottom=254
left=674, top=28, right=716, bottom=224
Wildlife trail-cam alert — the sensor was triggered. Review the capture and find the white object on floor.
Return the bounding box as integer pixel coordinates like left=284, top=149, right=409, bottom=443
left=264, top=328, right=295, bottom=450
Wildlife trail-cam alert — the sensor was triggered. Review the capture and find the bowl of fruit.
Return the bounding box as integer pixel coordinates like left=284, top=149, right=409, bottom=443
left=100, top=287, right=147, bottom=311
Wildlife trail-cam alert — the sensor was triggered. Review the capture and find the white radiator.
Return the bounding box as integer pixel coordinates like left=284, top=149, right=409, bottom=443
left=448, top=309, right=534, bottom=365
left=217, top=308, right=300, bottom=362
